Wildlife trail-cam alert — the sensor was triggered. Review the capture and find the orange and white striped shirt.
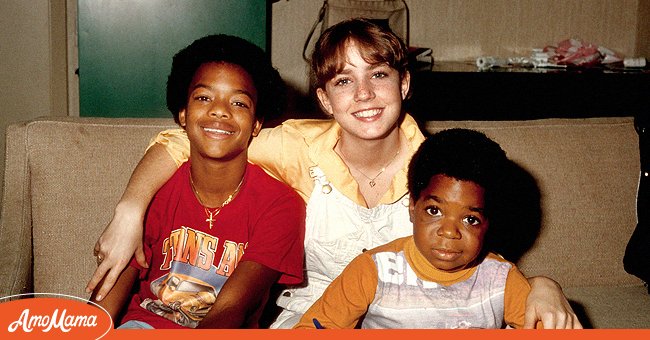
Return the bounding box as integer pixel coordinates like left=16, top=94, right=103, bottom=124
left=295, top=236, right=534, bottom=329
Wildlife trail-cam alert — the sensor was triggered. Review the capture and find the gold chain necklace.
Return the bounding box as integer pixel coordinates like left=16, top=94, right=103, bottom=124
left=340, top=144, right=401, bottom=188
left=189, top=171, right=244, bottom=229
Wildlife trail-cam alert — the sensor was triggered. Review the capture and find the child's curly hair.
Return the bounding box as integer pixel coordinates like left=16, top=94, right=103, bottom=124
left=408, top=128, right=508, bottom=202
left=166, top=34, right=286, bottom=125
left=408, top=129, right=512, bottom=252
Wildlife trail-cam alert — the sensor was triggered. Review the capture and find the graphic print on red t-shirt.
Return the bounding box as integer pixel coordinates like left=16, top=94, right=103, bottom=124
left=140, top=226, right=247, bottom=328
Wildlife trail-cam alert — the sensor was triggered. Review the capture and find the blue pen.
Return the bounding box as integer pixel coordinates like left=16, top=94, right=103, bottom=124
left=312, top=318, right=325, bottom=329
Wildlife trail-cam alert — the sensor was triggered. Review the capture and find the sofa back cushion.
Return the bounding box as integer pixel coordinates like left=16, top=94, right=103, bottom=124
left=426, top=117, right=640, bottom=288
left=12, top=116, right=642, bottom=299
left=26, top=117, right=177, bottom=297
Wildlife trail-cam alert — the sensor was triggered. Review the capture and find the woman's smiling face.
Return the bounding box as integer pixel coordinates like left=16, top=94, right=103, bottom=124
left=316, top=41, right=409, bottom=142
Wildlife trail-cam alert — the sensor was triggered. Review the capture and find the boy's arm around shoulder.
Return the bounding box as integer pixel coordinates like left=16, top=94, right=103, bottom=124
left=294, top=253, right=378, bottom=329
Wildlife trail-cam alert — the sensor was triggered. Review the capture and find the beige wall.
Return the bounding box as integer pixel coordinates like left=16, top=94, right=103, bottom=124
left=271, top=0, right=650, bottom=99
left=410, top=0, right=639, bottom=59
left=1, top=0, right=649, bottom=205
left=0, top=0, right=69, bottom=206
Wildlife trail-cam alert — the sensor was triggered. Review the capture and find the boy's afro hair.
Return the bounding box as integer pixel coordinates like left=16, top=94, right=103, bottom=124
left=166, top=34, right=286, bottom=124
left=407, top=128, right=508, bottom=202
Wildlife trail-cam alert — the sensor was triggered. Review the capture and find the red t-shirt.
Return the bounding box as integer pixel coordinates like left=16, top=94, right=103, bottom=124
left=121, top=161, right=305, bottom=328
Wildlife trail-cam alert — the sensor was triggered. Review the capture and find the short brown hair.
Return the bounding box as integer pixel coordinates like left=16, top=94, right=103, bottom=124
left=310, top=18, right=409, bottom=90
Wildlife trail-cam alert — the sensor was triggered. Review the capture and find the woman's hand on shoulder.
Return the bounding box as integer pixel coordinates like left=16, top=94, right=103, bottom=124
left=524, top=276, right=583, bottom=329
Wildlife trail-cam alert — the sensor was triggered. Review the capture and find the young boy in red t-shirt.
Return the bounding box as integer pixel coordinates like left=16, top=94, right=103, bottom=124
left=90, top=34, right=305, bottom=329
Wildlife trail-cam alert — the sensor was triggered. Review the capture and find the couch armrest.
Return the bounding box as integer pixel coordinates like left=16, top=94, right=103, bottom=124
left=1, top=116, right=179, bottom=299
left=0, top=121, right=33, bottom=297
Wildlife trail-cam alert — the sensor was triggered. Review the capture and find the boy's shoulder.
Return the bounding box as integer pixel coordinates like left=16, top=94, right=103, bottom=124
left=246, top=162, right=290, bottom=187
left=244, top=162, right=303, bottom=202
left=483, top=252, right=516, bottom=267
left=479, top=252, right=519, bottom=279
left=153, top=161, right=191, bottom=200
left=365, top=236, right=411, bottom=256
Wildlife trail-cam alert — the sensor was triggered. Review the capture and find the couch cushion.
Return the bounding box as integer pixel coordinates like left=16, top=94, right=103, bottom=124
left=26, top=117, right=177, bottom=298
left=564, top=284, right=650, bottom=328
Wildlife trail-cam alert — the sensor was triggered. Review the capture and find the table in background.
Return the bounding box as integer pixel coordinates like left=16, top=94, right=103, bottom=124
left=405, top=61, right=650, bottom=121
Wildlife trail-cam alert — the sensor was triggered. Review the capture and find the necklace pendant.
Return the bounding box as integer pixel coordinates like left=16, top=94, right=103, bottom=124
left=206, top=212, right=215, bottom=229
left=206, top=209, right=220, bottom=229
left=369, top=180, right=376, bottom=187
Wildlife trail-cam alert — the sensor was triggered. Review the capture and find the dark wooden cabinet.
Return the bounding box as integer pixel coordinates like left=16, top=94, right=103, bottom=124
left=405, top=62, right=650, bottom=122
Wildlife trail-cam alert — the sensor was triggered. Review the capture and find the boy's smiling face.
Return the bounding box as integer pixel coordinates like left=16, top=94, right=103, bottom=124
left=179, top=61, right=261, bottom=161
left=409, top=174, right=489, bottom=272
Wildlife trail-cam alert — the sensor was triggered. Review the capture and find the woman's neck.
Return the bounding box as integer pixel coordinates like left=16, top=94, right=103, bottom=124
left=337, top=128, right=403, bottom=172
left=336, top=128, right=407, bottom=208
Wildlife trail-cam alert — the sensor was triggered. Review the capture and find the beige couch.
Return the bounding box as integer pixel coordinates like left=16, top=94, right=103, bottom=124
left=0, top=116, right=648, bottom=328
